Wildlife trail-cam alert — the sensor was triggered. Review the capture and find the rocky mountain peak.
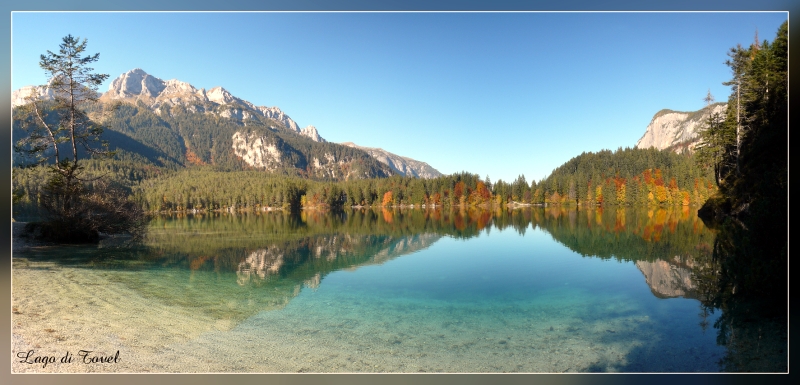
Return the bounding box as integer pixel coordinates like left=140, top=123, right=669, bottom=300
left=255, top=106, right=299, bottom=132
left=12, top=85, right=53, bottom=107
left=17, top=68, right=325, bottom=142
left=107, top=68, right=166, bottom=99
left=161, top=79, right=201, bottom=96
left=206, top=86, right=237, bottom=105
left=99, top=69, right=321, bottom=138
left=300, top=125, right=325, bottom=143
left=12, top=73, right=101, bottom=107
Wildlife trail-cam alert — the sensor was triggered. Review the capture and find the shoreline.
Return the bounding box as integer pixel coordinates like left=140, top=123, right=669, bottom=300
left=11, top=221, right=54, bottom=254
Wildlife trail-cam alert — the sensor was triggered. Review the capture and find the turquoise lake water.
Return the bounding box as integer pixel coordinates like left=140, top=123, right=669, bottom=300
left=13, top=208, right=738, bottom=372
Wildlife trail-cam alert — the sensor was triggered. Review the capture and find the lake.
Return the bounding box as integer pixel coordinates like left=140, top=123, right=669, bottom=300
left=11, top=206, right=785, bottom=372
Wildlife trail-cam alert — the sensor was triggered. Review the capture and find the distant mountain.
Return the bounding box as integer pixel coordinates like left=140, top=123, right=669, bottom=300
left=13, top=69, right=394, bottom=180
left=101, top=68, right=325, bottom=143
left=635, top=103, right=727, bottom=154
left=13, top=68, right=445, bottom=181
left=12, top=85, right=53, bottom=107
left=340, top=142, right=443, bottom=179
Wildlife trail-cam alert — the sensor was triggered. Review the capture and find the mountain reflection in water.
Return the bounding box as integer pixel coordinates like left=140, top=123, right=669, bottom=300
left=15, top=206, right=786, bottom=372
left=25, top=207, right=715, bottom=318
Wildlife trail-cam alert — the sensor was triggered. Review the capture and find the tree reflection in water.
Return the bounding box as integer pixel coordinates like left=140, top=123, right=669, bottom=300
left=20, top=206, right=786, bottom=372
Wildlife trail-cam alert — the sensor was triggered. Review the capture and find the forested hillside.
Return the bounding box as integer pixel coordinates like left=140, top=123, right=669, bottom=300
left=14, top=99, right=394, bottom=180
left=693, top=21, right=787, bottom=310
left=532, top=147, right=716, bottom=206
left=103, top=101, right=395, bottom=178
left=14, top=145, right=717, bottom=216
left=696, top=21, right=787, bottom=224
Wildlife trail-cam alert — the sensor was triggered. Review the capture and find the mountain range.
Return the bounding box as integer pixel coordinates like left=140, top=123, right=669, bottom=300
left=13, top=68, right=442, bottom=180
left=101, top=69, right=326, bottom=143
left=14, top=68, right=723, bottom=181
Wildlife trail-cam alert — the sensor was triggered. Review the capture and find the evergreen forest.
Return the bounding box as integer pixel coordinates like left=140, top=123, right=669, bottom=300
left=13, top=145, right=718, bottom=217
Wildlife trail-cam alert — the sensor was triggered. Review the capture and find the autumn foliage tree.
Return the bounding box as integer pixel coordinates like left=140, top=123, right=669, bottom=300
left=469, top=181, right=491, bottom=205
left=382, top=191, right=394, bottom=207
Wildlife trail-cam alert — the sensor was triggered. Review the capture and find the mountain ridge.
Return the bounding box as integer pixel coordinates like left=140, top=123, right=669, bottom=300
left=13, top=68, right=441, bottom=180
left=340, top=142, right=443, bottom=179
left=100, top=68, right=325, bottom=143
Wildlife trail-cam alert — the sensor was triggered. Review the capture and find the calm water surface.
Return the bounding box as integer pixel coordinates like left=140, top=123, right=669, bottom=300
left=13, top=207, right=753, bottom=372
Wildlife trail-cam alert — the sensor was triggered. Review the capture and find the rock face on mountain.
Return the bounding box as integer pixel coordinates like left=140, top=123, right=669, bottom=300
left=12, top=85, right=53, bottom=107
left=12, top=75, right=98, bottom=107
left=231, top=130, right=379, bottom=180
left=636, top=103, right=727, bottom=154
left=231, top=131, right=285, bottom=171
left=101, top=68, right=322, bottom=142
left=340, top=142, right=442, bottom=179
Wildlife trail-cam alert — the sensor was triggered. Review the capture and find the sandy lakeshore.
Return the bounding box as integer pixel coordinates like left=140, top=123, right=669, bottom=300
left=12, top=257, right=654, bottom=373
left=12, top=250, right=646, bottom=372
left=12, top=258, right=229, bottom=372
left=12, top=222, right=224, bottom=372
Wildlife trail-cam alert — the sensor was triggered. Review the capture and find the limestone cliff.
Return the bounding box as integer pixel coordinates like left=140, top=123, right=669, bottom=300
left=636, top=103, right=727, bottom=154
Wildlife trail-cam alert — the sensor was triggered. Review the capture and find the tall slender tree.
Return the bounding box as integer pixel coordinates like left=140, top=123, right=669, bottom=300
left=696, top=90, right=730, bottom=186
left=13, top=35, right=146, bottom=242
left=15, top=34, right=112, bottom=183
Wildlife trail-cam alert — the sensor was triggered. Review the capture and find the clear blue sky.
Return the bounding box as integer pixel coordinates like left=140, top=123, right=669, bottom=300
left=11, top=12, right=787, bottom=184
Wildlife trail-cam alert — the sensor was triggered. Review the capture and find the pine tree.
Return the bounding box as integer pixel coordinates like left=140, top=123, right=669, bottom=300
left=13, top=35, right=145, bottom=242
left=695, top=90, right=732, bottom=186
left=14, top=35, right=112, bottom=182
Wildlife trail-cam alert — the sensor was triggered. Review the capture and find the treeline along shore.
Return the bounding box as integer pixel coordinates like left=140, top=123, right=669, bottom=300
left=13, top=146, right=717, bottom=216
